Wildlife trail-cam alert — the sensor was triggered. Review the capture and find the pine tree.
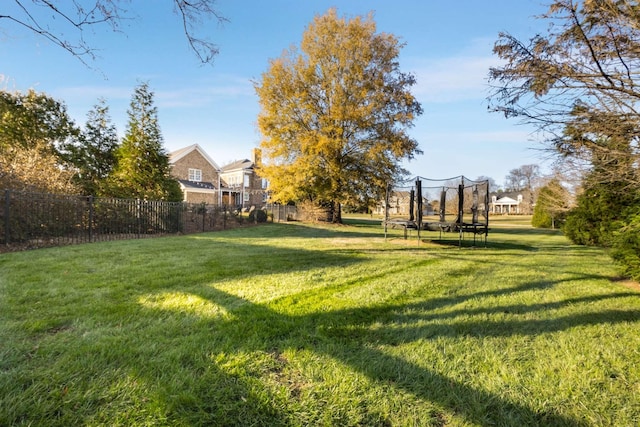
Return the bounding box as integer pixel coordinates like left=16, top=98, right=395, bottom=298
left=62, top=99, right=119, bottom=195
left=106, top=82, right=182, bottom=201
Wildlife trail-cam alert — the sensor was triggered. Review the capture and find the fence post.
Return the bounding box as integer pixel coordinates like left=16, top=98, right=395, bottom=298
left=88, top=195, right=94, bottom=242
left=137, top=199, right=142, bottom=238
left=202, top=203, right=206, bottom=232
left=223, top=205, right=227, bottom=229
left=3, top=189, right=10, bottom=245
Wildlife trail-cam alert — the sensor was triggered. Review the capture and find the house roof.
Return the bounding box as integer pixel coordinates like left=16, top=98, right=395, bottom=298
left=178, top=179, right=217, bottom=191
left=221, top=158, right=253, bottom=173
left=169, top=144, right=221, bottom=171
left=494, top=196, right=518, bottom=204
left=492, top=190, right=528, bottom=199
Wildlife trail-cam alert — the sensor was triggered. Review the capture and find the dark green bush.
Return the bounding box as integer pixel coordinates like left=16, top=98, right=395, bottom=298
left=563, top=174, right=640, bottom=280
left=563, top=180, right=631, bottom=246
left=609, top=210, right=640, bottom=281
left=248, top=209, right=268, bottom=223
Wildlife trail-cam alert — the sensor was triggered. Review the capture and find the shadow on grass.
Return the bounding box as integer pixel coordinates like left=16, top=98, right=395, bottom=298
left=493, top=226, right=563, bottom=236
left=5, top=224, right=634, bottom=425
left=230, top=221, right=386, bottom=240
left=422, top=238, right=537, bottom=251
left=132, top=259, right=640, bottom=426
left=160, top=285, right=635, bottom=425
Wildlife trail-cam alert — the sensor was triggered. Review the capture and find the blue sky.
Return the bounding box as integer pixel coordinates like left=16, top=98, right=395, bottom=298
left=1, top=0, right=550, bottom=186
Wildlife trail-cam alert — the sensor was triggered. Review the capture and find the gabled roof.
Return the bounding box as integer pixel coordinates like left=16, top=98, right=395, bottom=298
left=169, top=144, right=221, bottom=171
left=221, top=158, right=253, bottom=173
left=492, top=190, right=528, bottom=199
left=494, top=196, right=518, bottom=204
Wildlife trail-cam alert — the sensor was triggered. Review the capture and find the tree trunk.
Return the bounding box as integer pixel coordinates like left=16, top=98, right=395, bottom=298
left=330, top=201, right=342, bottom=223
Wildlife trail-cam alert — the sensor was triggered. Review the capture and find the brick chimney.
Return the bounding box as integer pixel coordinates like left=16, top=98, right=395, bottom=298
left=251, top=148, right=262, bottom=167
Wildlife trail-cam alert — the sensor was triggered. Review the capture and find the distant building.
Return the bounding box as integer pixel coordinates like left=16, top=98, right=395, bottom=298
left=490, top=190, right=533, bottom=214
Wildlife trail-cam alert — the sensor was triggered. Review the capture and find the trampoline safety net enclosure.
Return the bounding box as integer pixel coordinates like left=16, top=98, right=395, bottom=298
left=383, top=175, right=490, bottom=245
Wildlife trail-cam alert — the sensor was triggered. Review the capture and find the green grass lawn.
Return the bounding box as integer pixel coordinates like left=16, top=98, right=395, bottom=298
left=1, top=216, right=639, bottom=426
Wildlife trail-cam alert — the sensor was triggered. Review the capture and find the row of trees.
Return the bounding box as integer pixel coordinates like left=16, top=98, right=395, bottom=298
left=489, top=0, right=640, bottom=280
left=0, top=82, right=182, bottom=201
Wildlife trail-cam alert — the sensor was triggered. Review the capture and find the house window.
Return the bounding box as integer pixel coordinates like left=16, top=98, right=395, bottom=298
left=244, top=192, right=250, bottom=202
left=188, top=168, right=202, bottom=182
left=244, top=174, right=250, bottom=188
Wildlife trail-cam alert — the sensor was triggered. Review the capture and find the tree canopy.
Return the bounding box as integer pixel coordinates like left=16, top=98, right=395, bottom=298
left=488, top=0, right=640, bottom=192
left=504, top=164, right=540, bottom=192
left=0, top=89, right=77, bottom=153
left=255, top=9, right=422, bottom=223
left=489, top=0, right=640, bottom=279
left=531, top=177, right=571, bottom=229
left=0, top=89, right=79, bottom=192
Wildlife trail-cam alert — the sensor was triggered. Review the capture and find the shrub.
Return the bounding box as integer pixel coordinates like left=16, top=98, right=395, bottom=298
left=563, top=171, right=640, bottom=280
left=609, top=208, right=640, bottom=281
left=531, top=179, right=569, bottom=229
left=531, top=206, right=553, bottom=228
left=563, top=180, right=632, bottom=246
left=249, top=209, right=268, bottom=223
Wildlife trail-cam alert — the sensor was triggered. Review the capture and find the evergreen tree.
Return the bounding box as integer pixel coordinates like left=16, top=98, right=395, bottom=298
left=106, top=82, right=182, bottom=201
left=62, top=99, right=119, bottom=195
left=563, top=175, right=635, bottom=246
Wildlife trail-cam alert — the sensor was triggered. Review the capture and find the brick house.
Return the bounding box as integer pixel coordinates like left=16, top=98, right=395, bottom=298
left=169, top=144, right=222, bottom=204
left=219, top=149, right=267, bottom=210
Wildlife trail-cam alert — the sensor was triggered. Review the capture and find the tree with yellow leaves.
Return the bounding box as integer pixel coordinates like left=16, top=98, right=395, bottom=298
left=255, top=9, right=422, bottom=223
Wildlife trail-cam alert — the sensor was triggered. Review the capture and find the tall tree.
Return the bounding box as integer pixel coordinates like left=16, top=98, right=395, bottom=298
left=106, top=82, right=182, bottom=201
left=0, top=0, right=226, bottom=66
left=61, top=99, right=119, bottom=195
left=0, top=89, right=79, bottom=192
left=488, top=0, right=640, bottom=191
left=255, top=9, right=423, bottom=223
left=505, top=164, right=540, bottom=192
left=488, top=0, right=640, bottom=278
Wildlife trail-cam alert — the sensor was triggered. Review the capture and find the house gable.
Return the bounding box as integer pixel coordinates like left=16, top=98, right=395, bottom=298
left=169, top=144, right=222, bottom=204
left=170, top=144, right=221, bottom=170
left=170, top=144, right=221, bottom=184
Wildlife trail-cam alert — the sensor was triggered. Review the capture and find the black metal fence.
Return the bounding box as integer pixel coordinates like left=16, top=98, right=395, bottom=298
left=0, top=189, right=272, bottom=250
left=264, top=203, right=298, bottom=223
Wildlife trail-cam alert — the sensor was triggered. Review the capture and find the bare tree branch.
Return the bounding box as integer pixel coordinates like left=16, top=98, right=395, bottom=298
left=0, top=0, right=226, bottom=67
left=488, top=0, right=640, bottom=191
